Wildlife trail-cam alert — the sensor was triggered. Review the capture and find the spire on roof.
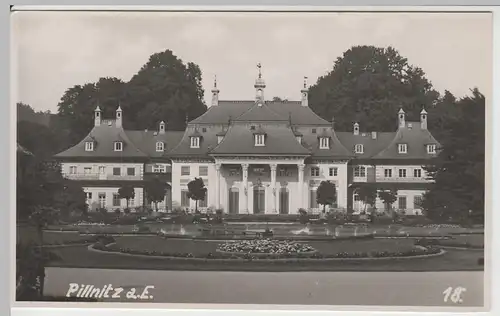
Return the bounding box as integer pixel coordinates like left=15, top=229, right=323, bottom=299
left=211, top=74, right=220, bottom=107
left=421, top=108, right=428, bottom=114
left=94, top=103, right=102, bottom=126
left=254, top=63, right=266, bottom=104
left=116, top=103, right=123, bottom=128
left=301, top=76, right=309, bottom=107
left=398, top=108, right=406, bottom=129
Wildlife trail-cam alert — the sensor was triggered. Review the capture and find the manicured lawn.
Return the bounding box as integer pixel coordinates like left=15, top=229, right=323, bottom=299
left=110, top=236, right=417, bottom=255
left=441, top=234, right=484, bottom=247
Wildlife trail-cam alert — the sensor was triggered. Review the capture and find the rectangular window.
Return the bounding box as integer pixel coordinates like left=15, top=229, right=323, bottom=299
left=114, top=142, right=123, bottom=152
left=190, top=137, right=200, bottom=148
left=85, top=142, right=94, bottom=151
left=85, top=192, right=92, bottom=200
left=156, top=142, right=164, bottom=152
left=319, top=137, right=329, bottom=149
left=199, top=166, right=208, bottom=176
left=98, top=193, right=106, bottom=208
left=310, top=167, right=320, bottom=177
left=113, top=193, right=121, bottom=207
left=398, top=169, right=407, bottom=178
left=217, top=136, right=224, bottom=144
left=398, top=196, right=407, bottom=210
left=129, top=198, right=135, bottom=207
left=427, top=144, right=436, bottom=154
left=414, top=195, right=423, bottom=208
left=98, top=166, right=105, bottom=174
left=83, top=167, right=92, bottom=174
left=355, top=144, right=364, bottom=154
left=153, top=164, right=166, bottom=173
left=398, top=143, right=407, bottom=154
left=199, top=197, right=208, bottom=208
left=354, top=194, right=361, bottom=202
left=312, top=128, right=316, bottom=134
left=309, top=190, right=318, bottom=208
left=354, top=166, right=366, bottom=177
left=329, top=167, right=338, bottom=176
left=113, top=167, right=121, bottom=176
left=181, top=166, right=190, bottom=176
left=254, top=134, right=265, bottom=146
left=413, top=168, right=422, bottom=178
left=384, top=169, right=392, bottom=177
left=127, top=167, right=135, bottom=176
left=69, top=166, right=77, bottom=174
left=181, top=190, right=190, bottom=207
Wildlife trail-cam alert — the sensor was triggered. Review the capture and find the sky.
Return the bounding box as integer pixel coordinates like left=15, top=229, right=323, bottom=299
left=12, top=11, right=492, bottom=113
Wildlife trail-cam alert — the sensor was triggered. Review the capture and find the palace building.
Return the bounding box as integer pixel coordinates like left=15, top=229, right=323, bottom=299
left=54, top=69, right=439, bottom=215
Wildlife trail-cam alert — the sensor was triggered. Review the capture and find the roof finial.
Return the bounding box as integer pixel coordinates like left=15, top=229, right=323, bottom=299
left=257, top=62, right=262, bottom=79
left=214, top=75, right=217, bottom=89
left=303, top=76, right=308, bottom=89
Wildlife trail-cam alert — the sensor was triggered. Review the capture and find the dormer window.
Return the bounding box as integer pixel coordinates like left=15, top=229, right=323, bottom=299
left=296, top=136, right=302, bottom=143
left=156, top=141, right=165, bottom=152
left=319, top=137, right=330, bottom=149
left=217, top=136, right=224, bottom=144
left=190, top=137, right=200, bottom=148
left=114, top=141, right=123, bottom=152
left=254, top=134, right=265, bottom=146
left=85, top=141, right=94, bottom=152
left=427, top=144, right=436, bottom=154
left=398, top=143, right=407, bottom=154
left=355, top=144, right=364, bottom=154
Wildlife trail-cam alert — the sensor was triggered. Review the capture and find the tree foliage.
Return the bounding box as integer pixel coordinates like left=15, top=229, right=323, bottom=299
left=422, top=88, right=485, bottom=223
left=316, top=180, right=337, bottom=212
left=118, top=185, right=135, bottom=209
left=144, top=177, right=167, bottom=212
left=308, top=45, right=440, bottom=132
left=354, top=184, right=378, bottom=212
left=187, top=177, right=207, bottom=213
left=377, top=189, right=398, bottom=212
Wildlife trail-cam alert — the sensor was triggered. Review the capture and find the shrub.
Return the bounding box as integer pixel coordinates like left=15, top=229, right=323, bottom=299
left=114, top=209, right=121, bottom=215
left=124, top=208, right=131, bottom=215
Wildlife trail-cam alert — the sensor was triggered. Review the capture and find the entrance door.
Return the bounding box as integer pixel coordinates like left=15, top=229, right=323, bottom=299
left=279, top=188, right=289, bottom=214
left=98, top=193, right=106, bottom=208
left=253, top=186, right=265, bottom=214
left=228, top=187, right=239, bottom=214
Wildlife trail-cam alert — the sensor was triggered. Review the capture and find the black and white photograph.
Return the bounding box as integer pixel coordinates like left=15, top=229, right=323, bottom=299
left=13, top=7, right=490, bottom=311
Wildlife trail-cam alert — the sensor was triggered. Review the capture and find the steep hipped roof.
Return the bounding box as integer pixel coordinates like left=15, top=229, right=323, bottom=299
left=336, top=131, right=396, bottom=159
left=300, top=127, right=353, bottom=159
left=55, top=120, right=148, bottom=158
left=167, top=127, right=219, bottom=158
left=372, top=122, right=440, bottom=159
left=190, top=100, right=330, bottom=125
left=125, top=130, right=184, bottom=158
left=210, top=123, right=310, bottom=156
left=233, top=102, right=287, bottom=122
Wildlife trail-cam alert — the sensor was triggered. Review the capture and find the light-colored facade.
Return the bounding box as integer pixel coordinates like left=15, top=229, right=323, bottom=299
left=55, top=71, right=439, bottom=215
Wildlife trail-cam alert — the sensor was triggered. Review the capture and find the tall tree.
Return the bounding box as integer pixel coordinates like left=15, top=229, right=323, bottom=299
left=354, top=184, right=377, bottom=213
left=316, top=180, right=337, bottom=213
left=378, top=189, right=398, bottom=214
left=126, top=49, right=207, bottom=131
left=422, top=88, right=485, bottom=223
left=308, top=45, right=440, bottom=132
left=187, top=177, right=207, bottom=213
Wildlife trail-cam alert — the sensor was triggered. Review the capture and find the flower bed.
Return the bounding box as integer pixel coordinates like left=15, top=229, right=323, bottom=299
left=43, top=234, right=115, bottom=246
left=414, top=238, right=483, bottom=249
left=216, top=239, right=317, bottom=255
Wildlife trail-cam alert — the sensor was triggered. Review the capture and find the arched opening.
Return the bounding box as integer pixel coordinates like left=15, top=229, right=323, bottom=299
left=253, top=186, right=265, bottom=214
left=228, top=187, right=239, bottom=214
left=279, top=187, right=289, bottom=214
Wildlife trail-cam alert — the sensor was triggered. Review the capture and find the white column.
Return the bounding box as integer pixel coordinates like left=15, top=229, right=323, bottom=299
left=270, top=164, right=277, bottom=214
left=215, top=163, right=221, bottom=210
left=242, top=163, right=249, bottom=213
left=298, top=163, right=305, bottom=209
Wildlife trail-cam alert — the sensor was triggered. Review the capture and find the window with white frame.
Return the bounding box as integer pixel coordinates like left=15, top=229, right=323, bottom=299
left=398, top=143, right=407, bottom=154
left=254, top=134, right=265, bottom=146
left=427, top=144, right=436, bottom=154
left=296, top=136, right=302, bottom=143
left=354, top=166, right=366, bottom=177
left=319, top=137, right=330, bottom=149
left=85, top=192, right=92, bottom=200
left=69, top=166, right=77, bottom=174
left=413, top=168, right=422, bottom=178
left=199, top=166, right=208, bottom=176
left=156, top=141, right=165, bottom=152
left=355, top=144, right=364, bottom=154
left=114, top=141, right=123, bottom=151
left=190, top=137, right=200, bottom=148
left=85, top=141, right=94, bottom=151
left=310, top=167, right=320, bottom=177
left=384, top=169, right=392, bottom=177
left=181, top=166, right=190, bottom=176
left=398, top=168, right=407, bottom=177
left=83, top=167, right=92, bottom=174
left=153, top=164, right=166, bottom=173
left=217, top=136, right=224, bottom=144
left=329, top=167, right=338, bottom=176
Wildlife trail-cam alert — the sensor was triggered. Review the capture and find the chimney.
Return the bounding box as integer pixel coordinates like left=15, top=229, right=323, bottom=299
left=94, top=105, right=102, bottom=127
left=420, top=108, right=428, bottom=130
left=211, top=75, right=219, bottom=107
left=371, top=132, right=377, bottom=139
left=116, top=105, right=123, bottom=128
left=353, top=122, right=360, bottom=136
left=159, top=121, right=166, bottom=134
left=398, top=108, right=405, bottom=129
left=301, top=76, right=309, bottom=107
